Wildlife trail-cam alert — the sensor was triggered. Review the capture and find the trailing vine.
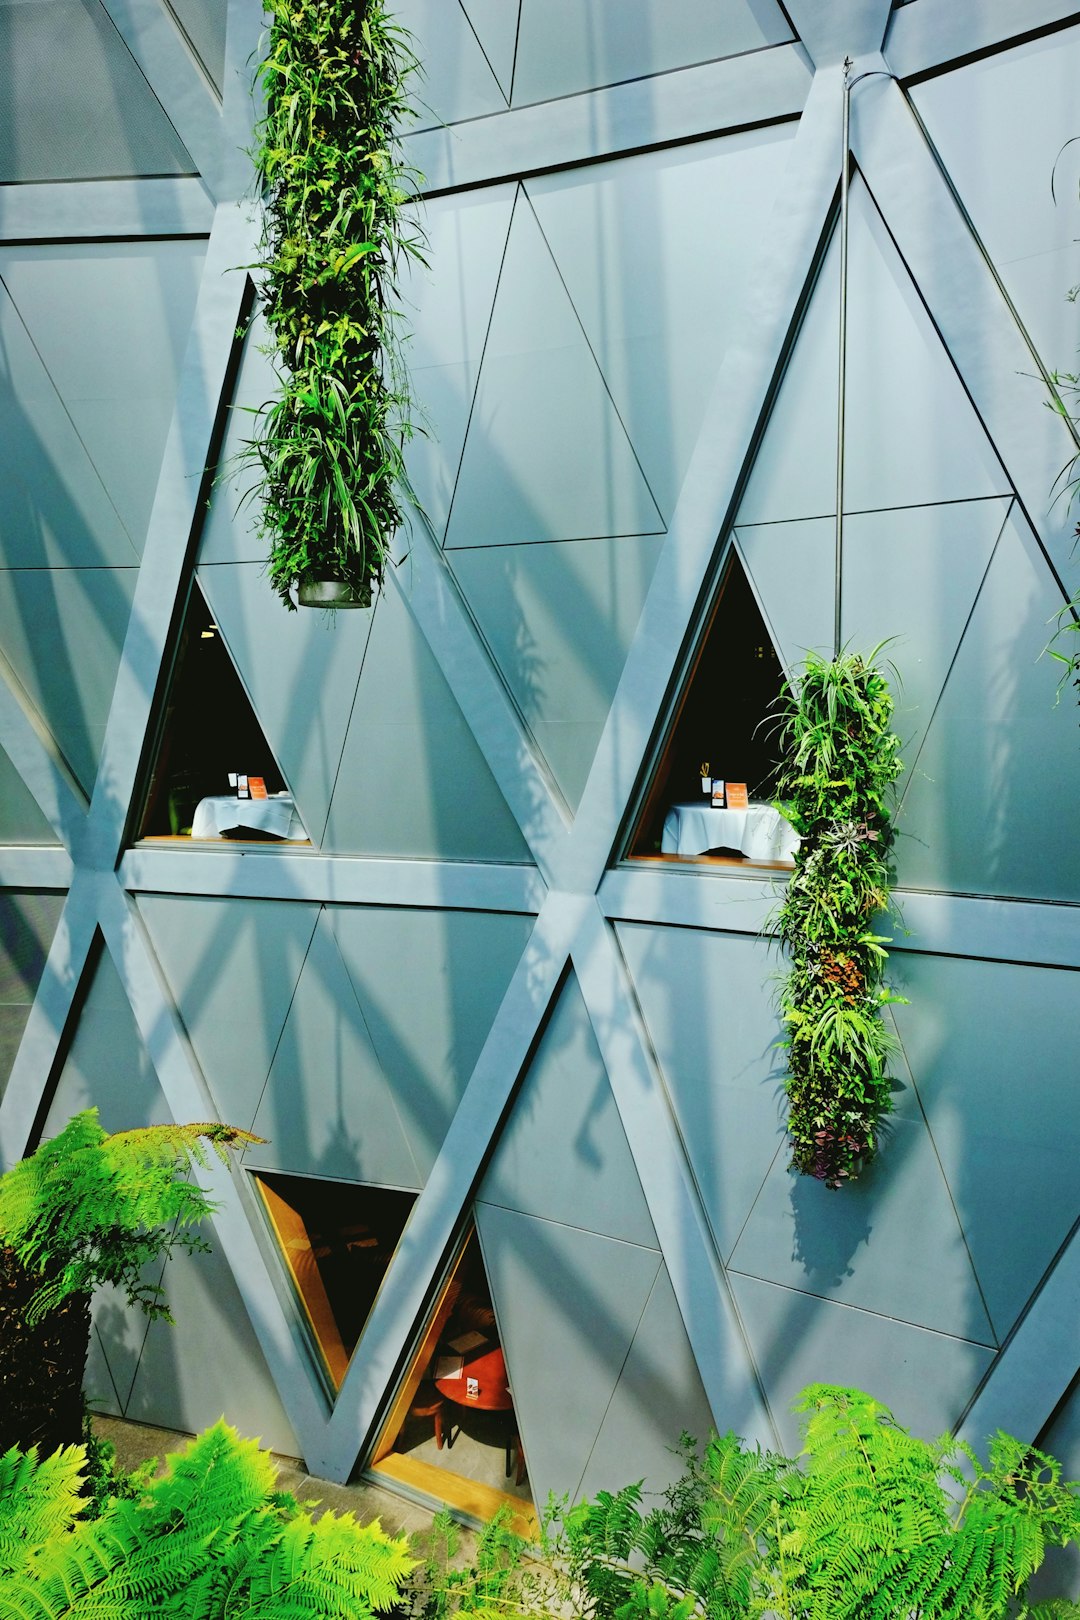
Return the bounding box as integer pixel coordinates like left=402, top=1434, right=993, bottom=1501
left=773, top=650, right=904, bottom=1188
left=247, top=0, right=423, bottom=608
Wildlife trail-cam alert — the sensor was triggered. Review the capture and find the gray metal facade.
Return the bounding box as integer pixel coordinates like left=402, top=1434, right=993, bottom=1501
left=1, top=0, right=1079, bottom=1528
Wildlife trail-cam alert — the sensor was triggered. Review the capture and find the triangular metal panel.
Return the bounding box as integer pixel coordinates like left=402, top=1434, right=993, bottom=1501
left=198, top=312, right=279, bottom=566
left=444, top=197, right=664, bottom=549
left=896, top=506, right=1080, bottom=901
left=614, top=921, right=788, bottom=1260
left=910, top=26, right=1080, bottom=385
left=41, top=934, right=172, bottom=1139
left=84, top=1323, right=121, bottom=1418
left=891, top=949, right=1080, bottom=1343
left=0, top=272, right=140, bottom=568
left=511, top=0, right=792, bottom=106
left=166, top=0, right=226, bottom=92
left=451, top=534, right=664, bottom=812
left=0, top=743, right=58, bottom=846
left=136, top=894, right=319, bottom=1130
left=478, top=970, right=658, bottom=1249
left=195, top=562, right=368, bottom=848
left=126, top=1216, right=301, bottom=1455
left=0, top=240, right=207, bottom=555
left=738, top=181, right=1010, bottom=525
left=527, top=125, right=796, bottom=521
left=738, top=496, right=1012, bottom=757
left=475, top=1202, right=662, bottom=1505
left=328, top=905, right=535, bottom=1181
left=321, top=581, right=531, bottom=862
left=395, top=0, right=509, bottom=127
left=402, top=184, right=517, bottom=542
left=730, top=1271, right=995, bottom=1455
left=0, top=891, right=64, bottom=1038
left=244, top=909, right=423, bottom=1190
left=576, top=1261, right=716, bottom=1501
left=734, top=520, right=834, bottom=668
left=728, top=1097, right=997, bottom=1346
left=459, top=0, right=520, bottom=100
left=0, top=565, right=139, bottom=798
left=0, top=0, right=195, bottom=182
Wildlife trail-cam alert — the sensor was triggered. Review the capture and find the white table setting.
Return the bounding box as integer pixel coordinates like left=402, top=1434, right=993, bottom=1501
left=660, top=800, right=798, bottom=862
left=191, top=792, right=307, bottom=841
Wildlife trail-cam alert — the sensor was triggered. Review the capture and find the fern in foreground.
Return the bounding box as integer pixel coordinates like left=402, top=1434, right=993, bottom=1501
left=0, top=1421, right=413, bottom=1618
left=0, top=1109, right=259, bottom=1457
left=544, top=1387, right=1080, bottom=1620
left=0, top=1110, right=260, bottom=1324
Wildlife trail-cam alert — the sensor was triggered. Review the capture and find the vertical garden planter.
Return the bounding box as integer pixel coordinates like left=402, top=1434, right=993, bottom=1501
left=247, top=0, right=422, bottom=609
left=774, top=650, right=904, bottom=1188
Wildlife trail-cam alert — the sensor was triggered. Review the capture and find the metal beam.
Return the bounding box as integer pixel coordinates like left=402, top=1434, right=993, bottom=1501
left=0, top=179, right=213, bottom=243
left=119, top=846, right=547, bottom=913
left=885, top=0, right=1080, bottom=83
left=404, top=45, right=810, bottom=197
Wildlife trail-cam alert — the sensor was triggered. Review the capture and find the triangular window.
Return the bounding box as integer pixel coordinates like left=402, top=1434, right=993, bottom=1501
left=625, top=548, right=793, bottom=865
left=367, top=1224, right=537, bottom=1537
left=254, top=1172, right=417, bottom=1391
left=136, top=581, right=307, bottom=842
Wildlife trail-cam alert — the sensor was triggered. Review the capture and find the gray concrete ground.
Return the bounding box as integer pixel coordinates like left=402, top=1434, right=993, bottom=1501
left=91, top=1413, right=452, bottom=1544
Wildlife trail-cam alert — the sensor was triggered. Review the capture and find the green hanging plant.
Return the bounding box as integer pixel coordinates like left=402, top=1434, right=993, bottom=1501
left=773, top=649, right=904, bottom=1188
left=245, top=0, right=424, bottom=609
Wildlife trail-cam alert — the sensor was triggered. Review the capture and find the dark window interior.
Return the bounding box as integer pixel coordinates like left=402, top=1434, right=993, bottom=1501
left=257, top=1171, right=417, bottom=1383
left=628, top=550, right=786, bottom=858
left=139, top=582, right=285, bottom=836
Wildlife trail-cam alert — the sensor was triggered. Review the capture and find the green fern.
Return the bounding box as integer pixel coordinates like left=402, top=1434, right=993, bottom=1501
left=0, top=1445, right=84, bottom=1580
left=0, top=1421, right=414, bottom=1618
left=0, top=1110, right=261, bottom=1323
left=545, top=1388, right=1080, bottom=1620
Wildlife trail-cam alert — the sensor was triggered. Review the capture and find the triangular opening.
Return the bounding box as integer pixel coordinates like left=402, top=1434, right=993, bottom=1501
left=253, top=1171, right=417, bottom=1392
left=367, top=1223, right=538, bottom=1538
left=136, top=580, right=308, bottom=843
left=625, top=547, right=795, bottom=865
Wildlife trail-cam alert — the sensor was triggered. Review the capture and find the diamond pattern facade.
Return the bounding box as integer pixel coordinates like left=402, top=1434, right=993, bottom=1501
left=0, top=0, right=1078, bottom=1530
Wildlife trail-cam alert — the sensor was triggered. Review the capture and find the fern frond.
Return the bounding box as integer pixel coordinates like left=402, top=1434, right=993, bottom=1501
left=240, top=1509, right=414, bottom=1616
left=0, top=1110, right=261, bottom=1323
left=0, top=1445, right=85, bottom=1579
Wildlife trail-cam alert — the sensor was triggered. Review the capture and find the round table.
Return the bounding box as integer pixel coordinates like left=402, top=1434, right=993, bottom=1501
left=434, top=1344, right=513, bottom=1412
left=434, top=1343, right=524, bottom=1481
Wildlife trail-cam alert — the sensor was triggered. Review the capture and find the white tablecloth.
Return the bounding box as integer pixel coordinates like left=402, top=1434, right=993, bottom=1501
left=191, top=794, right=306, bottom=841
left=661, top=801, right=798, bottom=862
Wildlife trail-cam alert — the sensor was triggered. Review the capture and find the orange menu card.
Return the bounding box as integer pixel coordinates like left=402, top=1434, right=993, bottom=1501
left=248, top=776, right=268, bottom=800
left=725, top=781, right=749, bottom=810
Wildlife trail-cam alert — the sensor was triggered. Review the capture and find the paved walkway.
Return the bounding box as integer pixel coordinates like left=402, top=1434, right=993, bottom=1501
left=92, top=1414, right=449, bottom=1543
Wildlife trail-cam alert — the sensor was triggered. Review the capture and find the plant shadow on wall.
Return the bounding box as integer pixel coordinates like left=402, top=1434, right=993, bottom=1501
left=240, top=0, right=425, bottom=610
left=772, top=646, right=905, bottom=1193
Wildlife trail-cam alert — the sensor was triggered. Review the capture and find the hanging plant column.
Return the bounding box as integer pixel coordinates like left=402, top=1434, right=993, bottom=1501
left=249, top=0, right=421, bottom=609
left=775, top=650, right=904, bottom=1188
